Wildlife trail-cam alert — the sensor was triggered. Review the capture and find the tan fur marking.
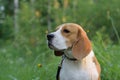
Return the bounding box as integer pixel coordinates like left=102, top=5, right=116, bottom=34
left=61, top=24, right=79, bottom=48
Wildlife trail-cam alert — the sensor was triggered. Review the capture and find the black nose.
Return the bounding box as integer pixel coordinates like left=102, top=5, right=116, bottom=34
left=47, top=34, right=54, bottom=41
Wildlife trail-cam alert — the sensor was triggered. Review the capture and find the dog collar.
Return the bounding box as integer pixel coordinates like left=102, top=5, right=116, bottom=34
left=64, top=54, right=77, bottom=61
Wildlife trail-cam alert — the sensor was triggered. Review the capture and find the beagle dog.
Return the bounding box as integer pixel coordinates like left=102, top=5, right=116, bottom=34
left=47, top=23, right=101, bottom=80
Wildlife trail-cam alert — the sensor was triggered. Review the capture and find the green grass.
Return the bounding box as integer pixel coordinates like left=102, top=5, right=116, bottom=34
left=93, top=43, right=120, bottom=80
left=0, top=38, right=120, bottom=80
left=0, top=43, right=59, bottom=80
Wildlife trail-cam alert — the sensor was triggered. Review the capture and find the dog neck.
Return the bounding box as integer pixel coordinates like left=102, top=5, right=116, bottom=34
left=63, top=49, right=94, bottom=63
left=64, top=49, right=74, bottom=58
left=63, top=49, right=78, bottom=61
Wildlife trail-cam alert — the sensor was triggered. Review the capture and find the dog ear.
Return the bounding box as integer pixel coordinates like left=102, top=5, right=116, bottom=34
left=72, top=27, right=91, bottom=60
left=54, top=51, right=64, bottom=56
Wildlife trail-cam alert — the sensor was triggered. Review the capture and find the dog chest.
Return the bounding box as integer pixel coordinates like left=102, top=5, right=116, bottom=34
left=59, top=59, right=90, bottom=80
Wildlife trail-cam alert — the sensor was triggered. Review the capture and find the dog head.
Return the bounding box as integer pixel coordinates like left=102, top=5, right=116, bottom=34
left=47, top=23, right=91, bottom=60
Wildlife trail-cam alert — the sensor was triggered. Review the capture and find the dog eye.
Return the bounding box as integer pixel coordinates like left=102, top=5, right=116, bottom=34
left=63, top=29, right=70, bottom=33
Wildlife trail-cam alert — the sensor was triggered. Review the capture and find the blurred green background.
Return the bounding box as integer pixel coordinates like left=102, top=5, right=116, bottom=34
left=0, top=0, right=120, bottom=80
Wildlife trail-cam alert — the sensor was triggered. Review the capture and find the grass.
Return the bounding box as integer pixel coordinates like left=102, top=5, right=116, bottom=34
left=0, top=44, right=58, bottom=80
left=0, top=35, right=120, bottom=80
left=93, top=43, right=120, bottom=80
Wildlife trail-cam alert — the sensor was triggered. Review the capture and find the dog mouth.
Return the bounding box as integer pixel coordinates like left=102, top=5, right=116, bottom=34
left=48, top=41, right=65, bottom=51
left=48, top=41, right=58, bottom=50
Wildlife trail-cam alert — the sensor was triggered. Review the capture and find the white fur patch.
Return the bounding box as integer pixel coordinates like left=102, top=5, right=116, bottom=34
left=51, top=26, right=67, bottom=50
left=60, top=50, right=99, bottom=80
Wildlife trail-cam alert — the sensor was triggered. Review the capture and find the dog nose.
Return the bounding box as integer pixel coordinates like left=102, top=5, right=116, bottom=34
left=47, top=34, right=54, bottom=41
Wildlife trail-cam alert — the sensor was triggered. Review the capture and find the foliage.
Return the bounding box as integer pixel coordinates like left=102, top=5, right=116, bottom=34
left=0, top=16, right=14, bottom=39
left=0, top=0, right=120, bottom=80
left=1, top=0, right=120, bottom=42
left=93, top=33, right=120, bottom=79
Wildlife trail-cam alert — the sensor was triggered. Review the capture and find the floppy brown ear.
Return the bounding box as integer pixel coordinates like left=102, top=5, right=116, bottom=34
left=72, top=27, right=92, bottom=60
left=54, top=51, right=64, bottom=56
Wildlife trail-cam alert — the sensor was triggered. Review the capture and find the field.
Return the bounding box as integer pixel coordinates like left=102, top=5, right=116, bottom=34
left=0, top=0, right=120, bottom=80
left=0, top=28, right=120, bottom=80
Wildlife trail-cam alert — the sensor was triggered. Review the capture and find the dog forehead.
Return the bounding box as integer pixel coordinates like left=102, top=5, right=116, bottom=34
left=56, top=23, right=80, bottom=32
left=62, top=24, right=79, bottom=32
